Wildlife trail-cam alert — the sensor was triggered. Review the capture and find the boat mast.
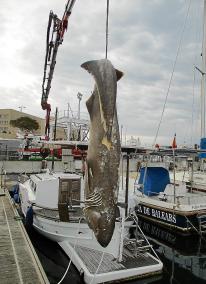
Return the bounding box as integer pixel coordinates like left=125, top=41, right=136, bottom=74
left=201, top=0, right=206, bottom=138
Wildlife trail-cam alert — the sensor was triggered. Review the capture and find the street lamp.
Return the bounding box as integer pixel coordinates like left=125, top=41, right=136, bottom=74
left=77, top=92, right=83, bottom=119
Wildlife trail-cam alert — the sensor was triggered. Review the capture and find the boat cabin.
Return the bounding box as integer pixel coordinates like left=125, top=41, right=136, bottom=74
left=25, top=171, right=83, bottom=222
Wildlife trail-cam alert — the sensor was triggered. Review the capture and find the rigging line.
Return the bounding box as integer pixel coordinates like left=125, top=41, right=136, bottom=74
left=105, top=0, right=109, bottom=59
left=191, top=66, right=196, bottom=146
left=191, top=1, right=199, bottom=146
left=152, top=0, right=192, bottom=147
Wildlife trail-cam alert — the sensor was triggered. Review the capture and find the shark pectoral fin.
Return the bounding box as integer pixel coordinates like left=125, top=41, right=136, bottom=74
left=115, top=69, right=124, bottom=81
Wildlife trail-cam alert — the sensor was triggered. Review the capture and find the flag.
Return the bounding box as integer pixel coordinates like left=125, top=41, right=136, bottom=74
left=172, top=133, right=177, bottom=149
left=155, top=143, right=160, bottom=149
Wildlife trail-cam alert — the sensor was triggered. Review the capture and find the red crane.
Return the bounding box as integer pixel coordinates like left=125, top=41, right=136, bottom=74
left=41, top=0, right=76, bottom=140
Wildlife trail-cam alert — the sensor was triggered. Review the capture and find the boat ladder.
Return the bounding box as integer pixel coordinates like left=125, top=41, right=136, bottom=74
left=197, top=213, right=206, bottom=234
left=123, top=213, right=159, bottom=259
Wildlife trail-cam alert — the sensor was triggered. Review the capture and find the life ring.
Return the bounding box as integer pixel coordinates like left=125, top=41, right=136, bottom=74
left=40, top=147, right=50, bottom=159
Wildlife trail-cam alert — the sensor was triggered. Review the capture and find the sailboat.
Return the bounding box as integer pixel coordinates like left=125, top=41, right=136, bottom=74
left=170, top=0, right=206, bottom=192
left=133, top=161, right=206, bottom=234
left=132, top=1, right=206, bottom=235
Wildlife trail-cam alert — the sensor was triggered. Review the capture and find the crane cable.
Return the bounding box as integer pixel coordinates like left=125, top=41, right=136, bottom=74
left=152, top=0, right=192, bottom=147
left=105, top=0, right=109, bottom=59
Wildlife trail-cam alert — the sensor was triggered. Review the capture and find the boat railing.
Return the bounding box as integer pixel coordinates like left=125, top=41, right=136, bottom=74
left=189, top=180, right=206, bottom=186
left=0, top=149, right=20, bottom=161
left=123, top=211, right=160, bottom=260
left=141, top=189, right=206, bottom=206
left=32, top=200, right=127, bottom=223
left=163, top=192, right=206, bottom=206
left=146, top=191, right=160, bottom=196
left=177, top=194, right=206, bottom=206
left=32, top=201, right=85, bottom=222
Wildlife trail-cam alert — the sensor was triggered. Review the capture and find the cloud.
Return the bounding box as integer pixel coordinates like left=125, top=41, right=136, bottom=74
left=0, top=0, right=204, bottom=146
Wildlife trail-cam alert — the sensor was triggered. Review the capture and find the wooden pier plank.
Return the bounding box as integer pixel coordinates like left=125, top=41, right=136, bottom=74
left=0, top=191, right=49, bottom=284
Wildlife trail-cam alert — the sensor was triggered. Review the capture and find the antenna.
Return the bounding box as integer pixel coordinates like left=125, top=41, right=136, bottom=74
left=18, top=106, right=26, bottom=112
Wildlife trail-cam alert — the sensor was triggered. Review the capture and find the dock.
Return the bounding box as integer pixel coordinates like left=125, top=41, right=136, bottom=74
left=59, top=239, right=163, bottom=284
left=0, top=188, right=49, bottom=284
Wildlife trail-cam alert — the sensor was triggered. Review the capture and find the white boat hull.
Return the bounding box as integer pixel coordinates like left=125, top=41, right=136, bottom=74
left=18, top=171, right=163, bottom=283
left=32, top=214, right=123, bottom=257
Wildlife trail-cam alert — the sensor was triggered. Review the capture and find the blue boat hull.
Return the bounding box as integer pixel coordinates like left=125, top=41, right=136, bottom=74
left=135, top=203, right=206, bottom=234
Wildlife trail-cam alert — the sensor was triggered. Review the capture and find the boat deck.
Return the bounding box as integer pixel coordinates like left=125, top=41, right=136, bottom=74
left=75, top=244, right=158, bottom=274
left=141, top=184, right=206, bottom=207
left=157, top=190, right=206, bottom=202
left=0, top=189, right=49, bottom=284
left=60, top=240, right=162, bottom=284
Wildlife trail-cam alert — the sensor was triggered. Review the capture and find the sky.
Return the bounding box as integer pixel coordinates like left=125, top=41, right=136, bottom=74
left=0, top=0, right=205, bottom=146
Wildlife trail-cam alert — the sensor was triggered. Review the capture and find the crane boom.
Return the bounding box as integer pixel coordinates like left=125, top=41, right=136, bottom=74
left=41, top=0, right=76, bottom=139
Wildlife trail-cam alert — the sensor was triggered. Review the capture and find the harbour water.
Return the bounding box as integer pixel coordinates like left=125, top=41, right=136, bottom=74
left=26, top=228, right=82, bottom=284
left=137, top=218, right=206, bottom=284
left=26, top=218, right=206, bottom=284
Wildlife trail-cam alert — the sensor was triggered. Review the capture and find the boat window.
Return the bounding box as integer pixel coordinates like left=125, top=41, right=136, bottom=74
left=59, top=178, right=81, bottom=205
left=58, top=178, right=81, bottom=222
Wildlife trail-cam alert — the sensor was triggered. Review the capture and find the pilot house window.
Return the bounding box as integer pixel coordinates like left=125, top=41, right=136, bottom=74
left=58, top=178, right=81, bottom=206
left=58, top=178, right=81, bottom=222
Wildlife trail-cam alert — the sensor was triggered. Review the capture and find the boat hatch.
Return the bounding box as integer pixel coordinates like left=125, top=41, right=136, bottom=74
left=58, top=178, right=81, bottom=222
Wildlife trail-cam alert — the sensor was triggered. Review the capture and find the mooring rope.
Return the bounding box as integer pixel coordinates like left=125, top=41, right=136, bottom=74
left=89, top=250, right=105, bottom=284
left=57, top=217, right=83, bottom=284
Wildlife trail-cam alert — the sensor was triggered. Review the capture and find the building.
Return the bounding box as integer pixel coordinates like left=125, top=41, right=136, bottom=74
left=0, top=109, right=45, bottom=139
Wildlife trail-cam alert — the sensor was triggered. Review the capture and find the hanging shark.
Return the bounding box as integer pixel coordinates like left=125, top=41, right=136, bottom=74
left=81, top=59, right=123, bottom=247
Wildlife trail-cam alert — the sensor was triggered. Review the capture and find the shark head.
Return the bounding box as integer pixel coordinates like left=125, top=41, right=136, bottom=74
left=85, top=209, right=116, bottom=247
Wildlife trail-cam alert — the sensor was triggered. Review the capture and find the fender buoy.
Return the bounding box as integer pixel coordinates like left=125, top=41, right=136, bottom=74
left=40, top=147, right=50, bottom=159
left=10, top=184, right=20, bottom=203
left=13, top=193, right=20, bottom=204
left=25, top=206, right=33, bottom=227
